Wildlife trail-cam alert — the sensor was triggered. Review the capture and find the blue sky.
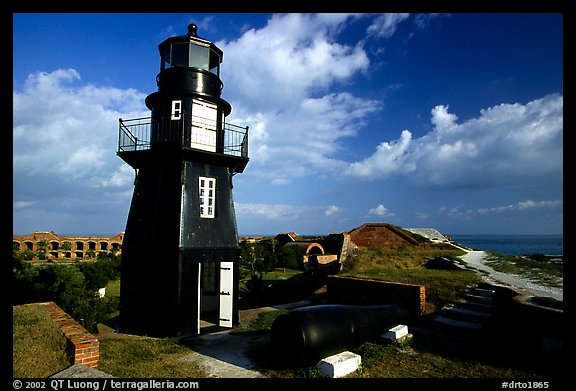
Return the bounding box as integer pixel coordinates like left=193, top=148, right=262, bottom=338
left=12, top=13, right=564, bottom=236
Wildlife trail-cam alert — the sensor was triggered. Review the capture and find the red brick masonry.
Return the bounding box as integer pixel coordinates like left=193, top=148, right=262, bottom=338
left=327, top=276, right=426, bottom=316
left=40, top=302, right=100, bottom=368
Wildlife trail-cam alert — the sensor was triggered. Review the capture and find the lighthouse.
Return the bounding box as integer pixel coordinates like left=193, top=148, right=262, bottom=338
left=117, top=24, right=249, bottom=337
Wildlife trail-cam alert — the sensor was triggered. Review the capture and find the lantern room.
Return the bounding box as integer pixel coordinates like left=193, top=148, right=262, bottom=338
left=159, top=24, right=222, bottom=76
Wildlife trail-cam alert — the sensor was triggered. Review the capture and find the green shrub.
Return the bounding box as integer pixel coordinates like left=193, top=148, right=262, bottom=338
left=12, top=254, right=121, bottom=332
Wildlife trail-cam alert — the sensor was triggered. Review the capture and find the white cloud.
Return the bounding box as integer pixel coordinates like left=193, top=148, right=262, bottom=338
left=477, top=200, right=563, bottom=214
left=13, top=69, right=148, bottom=185
left=367, top=13, right=410, bottom=38
left=236, top=202, right=345, bottom=220
left=219, top=14, right=371, bottom=111
left=235, top=203, right=303, bottom=221
left=325, top=205, right=341, bottom=216
left=13, top=68, right=149, bottom=231
left=430, top=104, right=459, bottom=133
left=439, top=199, right=563, bottom=220
left=345, top=129, right=415, bottom=178
left=13, top=201, right=35, bottom=209
left=345, top=94, right=563, bottom=189
left=369, top=204, right=389, bottom=216
left=97, top=164, right=136, bottom=188
left=216, top=14, right=383, bottom=184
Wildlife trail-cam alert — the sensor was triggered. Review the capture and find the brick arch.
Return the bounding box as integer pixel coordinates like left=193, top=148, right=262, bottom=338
left=283, top=242, right=325, bottom=255
left=305, top=242, right=324, bottom=255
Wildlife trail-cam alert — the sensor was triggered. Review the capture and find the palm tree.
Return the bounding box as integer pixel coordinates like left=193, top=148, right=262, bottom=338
left=36, top=240, right=49, bottom=260
left=60, top=241, right=72, bottom=260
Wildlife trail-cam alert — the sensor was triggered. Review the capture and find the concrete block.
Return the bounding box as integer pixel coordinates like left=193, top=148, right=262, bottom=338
left=319, top=351, right=361, bottom=378
left=383, top=324, right=408, bottom=340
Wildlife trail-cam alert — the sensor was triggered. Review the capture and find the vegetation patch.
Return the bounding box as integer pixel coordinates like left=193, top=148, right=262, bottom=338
left=482, top=252, right=563, bottom=288
left=233, top=309, right=287, bottom=334
left=13, top=303, right=71, bottom=378
left=99, top=337, right=204, bottom=378
left=340, top=247, right=481, bottom=312
left=13, top=239, right=562, bottom=379
left=12, top=253, right=121, bottom=332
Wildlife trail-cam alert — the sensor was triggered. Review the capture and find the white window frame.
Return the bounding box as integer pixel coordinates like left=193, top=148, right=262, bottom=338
left=199, top=177, right=216, bottom=218
left=171, top=100, right=182, bottom=120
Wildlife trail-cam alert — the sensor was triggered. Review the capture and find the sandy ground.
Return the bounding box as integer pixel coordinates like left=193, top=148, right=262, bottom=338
left=458, top=250, right=563, bottom=301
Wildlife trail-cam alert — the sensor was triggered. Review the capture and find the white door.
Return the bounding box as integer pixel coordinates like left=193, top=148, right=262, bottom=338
left=190, top=99, right=217, bottom=152
left=219, top=261, right=234, bottom=328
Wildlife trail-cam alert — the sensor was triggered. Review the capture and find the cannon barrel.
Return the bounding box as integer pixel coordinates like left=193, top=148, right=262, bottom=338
left=270, top=304, right=412, bottom=366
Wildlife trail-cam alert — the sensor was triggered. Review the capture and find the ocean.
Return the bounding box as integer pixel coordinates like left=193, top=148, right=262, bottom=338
left=450, top=234, right=563, bottom=256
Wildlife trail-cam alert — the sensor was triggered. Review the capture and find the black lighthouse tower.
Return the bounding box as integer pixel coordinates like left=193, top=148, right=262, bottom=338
left=117, top=24, right=249, bottom=337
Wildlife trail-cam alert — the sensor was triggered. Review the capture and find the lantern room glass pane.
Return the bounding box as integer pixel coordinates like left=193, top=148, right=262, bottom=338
left=171, top=43, right=189, bottom=67
left=189, top=44, right=210, bottom=70
left=209, top=48, right=221, bottom=76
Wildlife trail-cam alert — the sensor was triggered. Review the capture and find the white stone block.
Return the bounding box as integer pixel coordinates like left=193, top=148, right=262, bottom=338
left=319, top=351, right=361, bottom=378
left=383, top=324, right=408, bottom=340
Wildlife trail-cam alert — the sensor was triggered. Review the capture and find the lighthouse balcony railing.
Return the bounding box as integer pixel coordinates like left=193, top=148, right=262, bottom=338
left=118, top=116, right=248, bottom=158
left=118, top=117, right=152, bottom=152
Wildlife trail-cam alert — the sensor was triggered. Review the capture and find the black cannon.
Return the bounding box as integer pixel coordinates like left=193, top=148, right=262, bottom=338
left=270, top=304, right=413, bottom=366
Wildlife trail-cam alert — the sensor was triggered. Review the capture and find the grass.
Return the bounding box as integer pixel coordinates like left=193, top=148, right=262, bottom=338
left=98, top=337, right=204, bottom=378
left=13, top=244, right=564, bottom=379
left=225, top=310, right=556, bottom=379
left=97, top=279, right=207, bottom=377
left=263, top=268, right=303, bottom=281
left=105, top=279, right=121, bottom=297
left=481, top=252, right=563, bottom=288
left=348, top=343, right=539, bottom=378
left=340, top=247, right=482, bottom=313
left=13, top=303, right=71, bottom=378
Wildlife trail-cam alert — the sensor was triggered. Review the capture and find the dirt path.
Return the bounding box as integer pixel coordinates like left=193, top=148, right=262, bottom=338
left=459, top=250, right=563, bottom=301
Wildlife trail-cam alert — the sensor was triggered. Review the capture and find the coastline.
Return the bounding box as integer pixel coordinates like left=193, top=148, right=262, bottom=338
left=450, top=234, right=563, bottom=257
left=458, top=250, right=563, bottom=301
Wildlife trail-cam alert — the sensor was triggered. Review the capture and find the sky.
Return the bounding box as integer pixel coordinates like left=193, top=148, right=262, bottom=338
left=12, top=12, right=564, bottom=236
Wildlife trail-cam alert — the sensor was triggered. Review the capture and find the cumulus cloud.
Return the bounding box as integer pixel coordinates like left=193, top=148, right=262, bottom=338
left=219, top=13, right=370, bottom=109
left=369, top=204, right=389, bottom=216
left=217, top=13, right=385, bottom=184
left=368, top=204, right=395, bottom=218
left=345, top=94, right=563, bottom=189
left=439, top=199, right=563, bottom=220
left=345, top=129, right=415, bottom=178
left=13, top=69, right=148, bottom=184
left=325, top=205, right=341, bottom=216
left=13, top=69, right=148, bottom=229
